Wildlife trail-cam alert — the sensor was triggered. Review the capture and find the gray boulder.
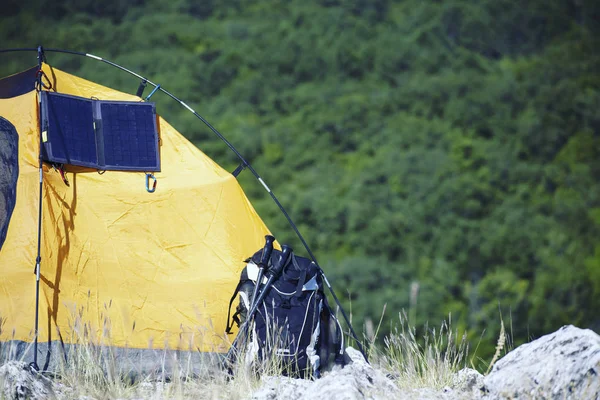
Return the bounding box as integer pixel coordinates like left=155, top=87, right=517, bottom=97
left=304, top=347, right=399, bottom=399
left=0, top=361, right=55, bottom=400
left=252, top=347, right=399, bottom=400
left=449, top=368, right=485, bottom=399
left=483, top=325, right=600, bottom=399
left=251, top=325, right=600, bottom=400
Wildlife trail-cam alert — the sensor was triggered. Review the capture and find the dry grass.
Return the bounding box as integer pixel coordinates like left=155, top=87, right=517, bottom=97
left=373, top=311, right=470, bottom=390
left=0, top=308, right=487, bottom=399
left=45, top=307, right=283, bottom=400
left=485, top=319, right=506, bottom=375
left=38, top=306, right=314, bottom=399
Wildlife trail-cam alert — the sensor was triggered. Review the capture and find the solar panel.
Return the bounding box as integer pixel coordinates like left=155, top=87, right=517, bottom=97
left=41, top=92, right=160, bottom=171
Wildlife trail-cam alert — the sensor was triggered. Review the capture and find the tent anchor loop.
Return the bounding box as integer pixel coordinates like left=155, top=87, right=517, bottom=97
left=145, top=173, right=157, bottom=193
left=145, top=84, right=161, bottom=101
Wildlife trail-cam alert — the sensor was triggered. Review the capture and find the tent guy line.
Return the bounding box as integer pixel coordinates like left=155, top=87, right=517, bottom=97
left=0, top=47, right=367, bottom=362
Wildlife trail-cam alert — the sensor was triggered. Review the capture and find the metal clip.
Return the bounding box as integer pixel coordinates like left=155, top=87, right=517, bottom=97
left=145, top=173, right=157, bottom=193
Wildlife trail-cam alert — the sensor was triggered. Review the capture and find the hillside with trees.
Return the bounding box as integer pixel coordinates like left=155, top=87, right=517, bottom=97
left=1, top=0, right=599, bottom=360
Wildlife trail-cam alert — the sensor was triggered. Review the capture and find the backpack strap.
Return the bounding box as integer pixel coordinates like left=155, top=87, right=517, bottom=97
left=225, top=267, right=251, bottom=334
left=225, top=280, right=244, bottom=334
left=327, top=301, right=346, bottom=365
left=292, top=256, right=307, bottom=297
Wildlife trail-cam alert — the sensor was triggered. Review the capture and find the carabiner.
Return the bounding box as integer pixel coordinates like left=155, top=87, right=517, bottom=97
left=145, top=173, right=157, bottom=193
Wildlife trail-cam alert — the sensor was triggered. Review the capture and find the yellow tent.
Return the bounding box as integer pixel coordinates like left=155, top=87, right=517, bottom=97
left=0, top=64, right=271, bottom=361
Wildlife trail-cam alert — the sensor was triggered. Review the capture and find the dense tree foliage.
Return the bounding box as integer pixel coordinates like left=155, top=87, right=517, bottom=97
left=2, top=0, right=599, bottom=360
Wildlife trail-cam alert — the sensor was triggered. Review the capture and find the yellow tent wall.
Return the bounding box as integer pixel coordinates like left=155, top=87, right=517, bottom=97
left=0, top=64, right=271, bottom=352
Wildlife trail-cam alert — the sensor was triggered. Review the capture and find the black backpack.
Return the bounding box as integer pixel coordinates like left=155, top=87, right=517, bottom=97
left=226, top=248, right=344, bottom=378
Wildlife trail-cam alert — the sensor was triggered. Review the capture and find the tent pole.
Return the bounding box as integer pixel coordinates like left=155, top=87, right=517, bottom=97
left=30, top=46, right=45, bottom=372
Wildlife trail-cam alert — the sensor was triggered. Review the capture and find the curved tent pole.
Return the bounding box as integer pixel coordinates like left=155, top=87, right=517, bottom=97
left=0, top=47, right=368, bottom=362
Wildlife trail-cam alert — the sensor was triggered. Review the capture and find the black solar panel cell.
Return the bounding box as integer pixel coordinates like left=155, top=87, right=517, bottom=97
left=44, top=93, right=97, bottom=168
left=101, top=102, right=159, bottom=170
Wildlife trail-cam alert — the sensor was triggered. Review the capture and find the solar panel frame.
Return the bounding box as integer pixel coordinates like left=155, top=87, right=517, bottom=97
left=40, top=92, right=160, bottom=172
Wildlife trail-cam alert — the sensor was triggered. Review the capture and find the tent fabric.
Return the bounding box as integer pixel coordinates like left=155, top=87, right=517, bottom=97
left=0, top=64, right=271, bottom=353
left=0, top=66, right=38, bottom=99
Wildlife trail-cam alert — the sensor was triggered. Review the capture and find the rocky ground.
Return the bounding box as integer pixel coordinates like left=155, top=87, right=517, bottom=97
left=1, top=325, right=599, bottom=399
left=251, top=325, right=599, bottom=400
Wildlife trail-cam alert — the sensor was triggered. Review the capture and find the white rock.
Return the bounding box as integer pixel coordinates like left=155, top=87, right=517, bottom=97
left=452, top=368, right=485, bottom=395
left=483, top=325, right=600, bottom=399
left=251, top=347, right=399, bottom=400
left=252, top=375, right=312, bottom=400
left=304, top=347, right=399, bottom=399
left=0, top=361, right=54, bottom=400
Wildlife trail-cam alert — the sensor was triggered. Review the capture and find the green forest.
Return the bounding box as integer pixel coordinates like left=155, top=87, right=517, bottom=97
left=2, top=0, right=599, bottom=360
